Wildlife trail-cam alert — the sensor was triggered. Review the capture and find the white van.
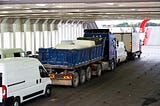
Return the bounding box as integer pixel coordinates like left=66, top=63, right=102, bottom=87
left=116, top=41, right=127, bottom=64
left=0, top=57, right=52, bottom=106
left=0, top=48, right=24, bottom=59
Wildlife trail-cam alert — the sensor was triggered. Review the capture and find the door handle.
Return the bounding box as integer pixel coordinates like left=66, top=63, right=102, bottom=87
left=40, top=79, right=42, bottom=83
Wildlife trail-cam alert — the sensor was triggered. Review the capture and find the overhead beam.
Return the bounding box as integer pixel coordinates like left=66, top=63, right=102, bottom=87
left=1, top=0, right=160, bottom=4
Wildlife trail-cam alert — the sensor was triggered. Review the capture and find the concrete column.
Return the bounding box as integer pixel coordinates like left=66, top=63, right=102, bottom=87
left=0, top=18, right=8, bottom=48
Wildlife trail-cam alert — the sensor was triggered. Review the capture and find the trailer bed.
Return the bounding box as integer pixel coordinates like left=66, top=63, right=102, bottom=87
left=39, top=44, right=104, bottom=69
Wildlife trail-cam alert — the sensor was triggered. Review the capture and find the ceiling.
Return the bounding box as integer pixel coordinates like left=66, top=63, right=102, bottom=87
left=0, top=0, right=160, bottom=21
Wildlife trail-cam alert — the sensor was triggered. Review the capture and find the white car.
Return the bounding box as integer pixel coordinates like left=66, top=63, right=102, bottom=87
left=116, top=41, right=127, bottom=64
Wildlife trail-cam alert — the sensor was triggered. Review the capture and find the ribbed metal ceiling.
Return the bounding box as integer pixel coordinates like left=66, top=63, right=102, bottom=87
left=0, top=0, right=160, bottom=20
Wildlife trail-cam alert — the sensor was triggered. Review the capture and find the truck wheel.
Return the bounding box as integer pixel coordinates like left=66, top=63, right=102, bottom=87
left=72, top=72, right=79, bottom=88
left=13, top=98, right=20, bottom=106
left=79, top=69, right=86, bottom=84
left=86, top=66, right=92, bottom=81
left=45, top=86, right=52, bottom=97
left=97, top=64, right=102, bottom=77
left=138, top=54, right=141, bottom=58
left=110, top=60, right=115, bottom=71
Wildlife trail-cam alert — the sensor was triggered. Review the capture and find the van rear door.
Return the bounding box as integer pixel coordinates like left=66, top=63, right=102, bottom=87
left=0, top=73, right=2, bottom=102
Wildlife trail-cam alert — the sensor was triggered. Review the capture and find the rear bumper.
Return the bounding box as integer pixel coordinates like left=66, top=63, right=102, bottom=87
left=51, top=79, right=72, bottom=86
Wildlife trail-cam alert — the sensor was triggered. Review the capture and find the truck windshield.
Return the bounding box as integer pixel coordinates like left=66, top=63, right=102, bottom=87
left=0, top=73, right=2, bottom=87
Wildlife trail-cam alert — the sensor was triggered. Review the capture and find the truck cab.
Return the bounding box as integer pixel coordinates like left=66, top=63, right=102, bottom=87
left=84, top=29, right=117, bottom=70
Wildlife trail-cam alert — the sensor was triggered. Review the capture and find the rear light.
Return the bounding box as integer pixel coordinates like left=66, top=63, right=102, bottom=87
left=2, top=85, right=7, bottom=99
left=64, top=74, right=72, bottom=79
left=49, top=74, right=55, bottom=79
left=130, top=42, right=132, bottom=49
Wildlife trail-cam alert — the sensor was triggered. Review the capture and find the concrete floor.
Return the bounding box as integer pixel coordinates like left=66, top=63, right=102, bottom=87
left=22, top=46, right=160, bottom=106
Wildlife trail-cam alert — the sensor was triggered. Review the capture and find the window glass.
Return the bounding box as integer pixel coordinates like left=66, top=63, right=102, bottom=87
left=14, top=52, right=21, bottom=57
left=39, top=66, right=48, bottom=78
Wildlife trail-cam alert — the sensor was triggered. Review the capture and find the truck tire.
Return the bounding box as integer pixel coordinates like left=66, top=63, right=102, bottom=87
left=110, top=60, right=115, bottom=71
left=79, top=69, right=86, bottom=84
left=97, top=64, right=102, bottom=77
left=86, top=66, right=92, bottom=81
left=138, top=54, right=141, bottom=58
left=72, top=72, right=79, bottom=88
left=45, top=86, right=52, bottom=97
left=13, top=98, right=20, bottom=106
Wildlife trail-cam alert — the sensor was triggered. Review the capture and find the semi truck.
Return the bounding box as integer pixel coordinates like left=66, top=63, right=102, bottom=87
left=114, top=32, right=142, bottom=60
left=38, top=29, right=117, bottom=87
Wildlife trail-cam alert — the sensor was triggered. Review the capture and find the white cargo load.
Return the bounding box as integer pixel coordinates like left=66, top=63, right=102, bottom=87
left=74, top=40, right=95, bottom=47
left=55, top=40, right=95, bottom=49
left=55, top=44, right=84, bottom=49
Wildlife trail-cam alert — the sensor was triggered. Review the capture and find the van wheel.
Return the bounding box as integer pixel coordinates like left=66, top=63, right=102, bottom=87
left=72, top=72, right=79, bottom=88
left=86, top=66, right=92, bottom=81
left=45, top=86, right=52, bottom=97
left=13, top=98, right=20, bottom=106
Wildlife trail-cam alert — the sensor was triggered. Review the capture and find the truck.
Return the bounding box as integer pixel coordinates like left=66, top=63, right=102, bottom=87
left=114, top=32, right=142, bottom=60
left=38, top=29, right=117, bottom=87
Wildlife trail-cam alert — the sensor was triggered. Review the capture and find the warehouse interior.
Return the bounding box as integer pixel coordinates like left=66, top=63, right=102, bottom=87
left=0, top=0, right=160, bottom=106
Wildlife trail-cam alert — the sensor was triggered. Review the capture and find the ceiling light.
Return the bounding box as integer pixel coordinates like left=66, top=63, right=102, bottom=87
left=42, top=10, right=48, bottom=12
left=24, top=8, right=30, bottom=10
left=106, top=3, right=114, bottom=5
left=1, top=11, right=9, bottom=13
left=3, top=6, right=12, bottom=9
left=131, top=9, right=136, bottom=11
left=35, top=4, right=46, bottom=6
left=26, top=10, right=33, bottom=12
left=55, top=5, right=64, bottom=8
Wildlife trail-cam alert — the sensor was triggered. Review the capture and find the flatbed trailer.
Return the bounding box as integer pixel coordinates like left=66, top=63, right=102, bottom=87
left=39, top=29, right=117, bottom=87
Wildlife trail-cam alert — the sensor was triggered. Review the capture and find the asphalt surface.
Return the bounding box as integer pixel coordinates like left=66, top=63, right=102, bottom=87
left=22, top=46, right=160, bottom=106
